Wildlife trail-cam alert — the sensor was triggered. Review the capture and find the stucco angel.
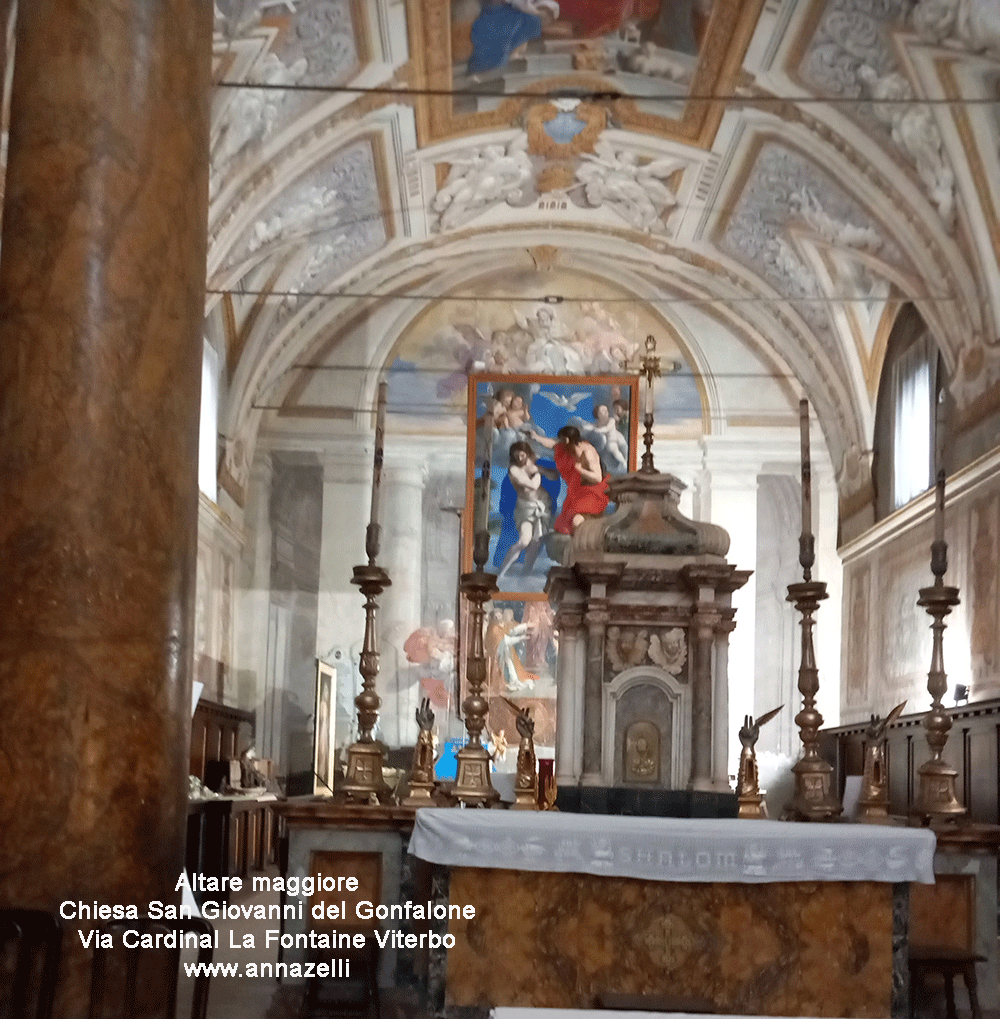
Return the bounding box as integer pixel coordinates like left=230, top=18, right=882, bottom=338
left=789, top=187, right=883, bottom=253
left=576, top=141, right=684, bottom=233
left=912, top=0, right=1000, bottom=57
left=649, top=628, right=687, bottom=675
left=857, top=66, right=955, bottom=227
left=433, top=134, right=534, bottom=231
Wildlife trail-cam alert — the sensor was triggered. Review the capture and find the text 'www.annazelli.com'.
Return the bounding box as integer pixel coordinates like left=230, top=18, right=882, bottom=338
left=183, top=960, right=355, bottom=979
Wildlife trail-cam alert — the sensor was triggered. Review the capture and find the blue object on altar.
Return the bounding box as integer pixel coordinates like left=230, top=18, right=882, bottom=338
left=435, top=738, right=467, bottom=780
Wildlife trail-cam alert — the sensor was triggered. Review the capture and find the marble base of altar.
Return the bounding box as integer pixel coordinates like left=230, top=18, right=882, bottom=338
left=556, top=785, right=736, bottom=818
left=410, top=810, right=936, bottom=1019
left=427, top=868, right=908, bottom=1018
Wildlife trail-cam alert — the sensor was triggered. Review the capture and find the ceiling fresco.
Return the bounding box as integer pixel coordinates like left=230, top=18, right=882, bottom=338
left=189, top=0, right=1000, bottom=517
left=411, top=0, right=762, bottom=146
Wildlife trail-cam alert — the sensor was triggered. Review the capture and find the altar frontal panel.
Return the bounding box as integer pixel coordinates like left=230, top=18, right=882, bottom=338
left=444, top=867, right=896, bottom=1017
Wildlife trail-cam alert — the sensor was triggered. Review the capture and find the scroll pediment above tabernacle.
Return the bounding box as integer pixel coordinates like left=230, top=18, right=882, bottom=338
left=573, top=470, right=730, bottom=558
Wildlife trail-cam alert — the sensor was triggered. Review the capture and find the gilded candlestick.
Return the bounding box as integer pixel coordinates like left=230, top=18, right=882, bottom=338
left=913, top=482, right=965, bottom=824
left=452, top=513, right=500, bottom=807
left=786, top=579, right=842, bottom=821
left=341, top=384, right=392, bottom=804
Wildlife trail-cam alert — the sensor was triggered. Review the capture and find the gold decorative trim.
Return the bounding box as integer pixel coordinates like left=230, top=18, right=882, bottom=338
left=229, top=264, right=284, bottom=385
left=525, top=101, right=606, bottom=159
left=937, top=57, right=1000, bottom=267
left=839, top=480, right=875, bottom=521
left=408, top=0, right=764, bottom=150
left=528, top=245, right=560, bottom=271
left=218, top=463, right=247, bottom=508
left=222, top=292, right=239, bottom=378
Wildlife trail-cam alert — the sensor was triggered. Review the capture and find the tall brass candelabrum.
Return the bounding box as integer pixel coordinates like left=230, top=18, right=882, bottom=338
left=452, top=528, right=500, bottom=806
left=787, top=534, right=842, bottom=821
left=913, top=533, right=965, bottom=824
left=341, top=523, right=392, bottom=803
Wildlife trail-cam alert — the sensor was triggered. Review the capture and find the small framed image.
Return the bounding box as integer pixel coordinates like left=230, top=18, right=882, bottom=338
left=465, top=372, right=639, bottom=598
left=313, top=660, right=336, bottom=794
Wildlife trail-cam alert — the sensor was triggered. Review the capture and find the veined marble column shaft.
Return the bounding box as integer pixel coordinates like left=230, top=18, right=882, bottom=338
left=581, top=597, right=609, bottom=784
left=554, top=608, right=584, bottom=786
left=0, top=0, right=211, bottom=1008
left=712, top=616, right=735, bottom=788
left=688, top=608, right=719, bottom=791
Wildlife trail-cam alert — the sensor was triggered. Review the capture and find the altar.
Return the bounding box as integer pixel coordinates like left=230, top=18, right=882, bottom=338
left=409, top=809, right=936, bottom=1019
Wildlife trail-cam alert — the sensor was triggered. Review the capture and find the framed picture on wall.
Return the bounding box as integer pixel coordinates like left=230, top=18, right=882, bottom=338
left=464, top=372, right=639, bottom=598
left=313, top=659, right=336, bottom=794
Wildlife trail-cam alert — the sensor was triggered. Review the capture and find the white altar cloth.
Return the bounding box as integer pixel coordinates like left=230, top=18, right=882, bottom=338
left=410, top=808, right=936, bottom=884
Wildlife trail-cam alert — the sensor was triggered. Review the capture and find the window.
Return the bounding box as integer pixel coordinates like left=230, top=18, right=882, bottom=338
left=873, top=305, right=943, bottom=520
left=890, top=330, right=936, bottom=508
left=199, top=341, right=219, bottom=502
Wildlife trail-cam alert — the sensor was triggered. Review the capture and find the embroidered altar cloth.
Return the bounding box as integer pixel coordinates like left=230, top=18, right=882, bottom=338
left=410, top=808, right=936, bottom=884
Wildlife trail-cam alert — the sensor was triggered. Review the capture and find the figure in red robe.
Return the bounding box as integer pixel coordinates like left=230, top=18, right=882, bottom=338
left=556, top=0, right=661, bottom=38
left=528, top=425, right=609, bottom=534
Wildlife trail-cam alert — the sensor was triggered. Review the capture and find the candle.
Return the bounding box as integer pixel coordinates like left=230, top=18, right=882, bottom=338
left=934, top=469, right=945, bottom=544
left=800, top=398, right=812, bottom=540
left=369, top=380, right=388, bottom=528
left=479, top=411, right=494, bottom=533
left=644, top=335, right=655, bottom=420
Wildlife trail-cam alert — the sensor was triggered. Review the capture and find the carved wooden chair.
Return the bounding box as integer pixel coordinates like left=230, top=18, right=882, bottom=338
left=909, top=944, right=986, bottom=1019
left=0, top=908, right=63, bottom=1019
left=88, top=916, right=214, bottom=1019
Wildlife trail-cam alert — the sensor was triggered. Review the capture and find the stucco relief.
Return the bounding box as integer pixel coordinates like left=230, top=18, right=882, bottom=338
left=225, top=139, right=387, bottom=298
left=797, top=0, right=957, bottom=228
left=214, top=0, right=359, bottom=83
left=857, top=66, right=956, bottom=227
left=721, top=143, right=897, bottom=390
left=911, top=0, right=1000, bottom=57
left=576, top=142, right=684, bottom=234
left=433, top=134, right=536, bottom=230
left=606, top=626, right=688, bottom=678
left=799, top=0, right=906, bottom=105
left=431, top=123, right=688, bottom=235
left=211, top=0, right=361, bottom=198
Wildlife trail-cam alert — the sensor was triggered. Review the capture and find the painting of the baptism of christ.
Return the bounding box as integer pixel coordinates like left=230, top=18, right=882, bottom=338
left=465, top=372, right=639, bottom=597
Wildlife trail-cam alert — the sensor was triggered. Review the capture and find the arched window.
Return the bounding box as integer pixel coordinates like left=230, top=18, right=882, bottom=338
left=873, top=305, right=943, bottom=519
left=199, top=339, right=219, bottom=503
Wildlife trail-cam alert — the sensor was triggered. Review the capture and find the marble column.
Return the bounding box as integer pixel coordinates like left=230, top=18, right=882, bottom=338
left=712, top=614, right=736, bottom=788
left=379, top=460, right=427, bottom=747
left=581, top=596, right=610, bottom=784
left=554, top=607, right=584, bottom=786
left=707, top=463, right=759, bottom=771
left=239, top=454, right=277, bottom=759
left=688, top=607, right=720, bottom=791
left=0, top=0, right=212, bottom=1009
left=316, top=446, right=371, bottom=752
